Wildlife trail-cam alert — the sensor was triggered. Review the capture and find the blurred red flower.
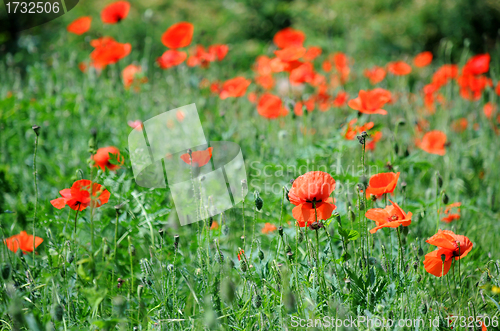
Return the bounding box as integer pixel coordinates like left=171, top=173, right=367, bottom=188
left=483, top=102, right=496, bottom=119
left=262, top=223, right=277, bottom=234
left=333, top=91, right=349, bottom=107
left=157, top=50, right=187, bottom=69
left=274, top=46, right=306, bottom=62
left=364, top=66, right=386, bottom=85
left=4, top=231, right=43, bottom=254
left=257, top=94, right=288, bottom=119
left=93, top=146, right=123, bottom=171
left=161, top=22, right=194, bottom=49
left=51, top=180, right=110, bottom=211
left=90, top=37, right=131, bottom=69
left=273, top=27, right=305, bottom=49
left=101, top=1, right=130, bottom=24
left=303, top=46, right=322, bottom=62
left=463, top=53, right=490, bottom=76
left=122, top=64, right=147, bottom=89
left=387, top=61, right=412, bottom=75
left=348, top=88, right=391, bottom=115
left=67, top=16, right=92, bottom=35
left=180, top=147, right=213, bottom=167
left=413, top=51, right=433, bottom=67
left=219, top=77, right=251, bottom=99
left=417, top=130, right=447, bottom=155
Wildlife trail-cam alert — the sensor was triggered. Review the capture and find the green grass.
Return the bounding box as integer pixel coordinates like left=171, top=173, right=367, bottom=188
left=1, top=5, right=500, bottom=331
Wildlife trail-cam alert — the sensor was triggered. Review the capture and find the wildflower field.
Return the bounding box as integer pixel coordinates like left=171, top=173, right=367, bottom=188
left=1, top=0, right=500, bottom=330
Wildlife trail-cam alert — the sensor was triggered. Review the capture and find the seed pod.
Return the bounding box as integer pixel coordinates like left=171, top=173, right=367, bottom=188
left=32, top=125, right=41, bottom=136
left=278, top=226, right=284, bottom=237
left=349, top=206, right=356, bottom=222
left=128, top=244, right=136, bottom=257
left=258, top=250, right=264, bottom=261
left=252, top=294, right=262, bottom=308
left=437, top=172, right=443, bottom=188
left=394, top=143, right=399, bottom=155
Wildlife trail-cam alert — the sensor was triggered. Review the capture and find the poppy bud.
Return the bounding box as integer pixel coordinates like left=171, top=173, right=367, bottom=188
left=376, top=304, right=384, bottom=314
left=349, top=206, right=356, bottom=222
left=442, top=193, right=449, bottom=205
left=437, top=172, right=443, bottom=188
left=1, top=263, right=11, bottom=280
left=287, top=251, right=294, bottom=261
left=404, top=147, right=410, bottom=158
left=309, top=221, right=323, bottom=230
left=370, top=194, right=377, bottom=202
left=359, top=200, right=365, bottom=211
left=252, top=294, right=262, bottom=308
left=285, top=187, right=290, bottom=202
left=174, top=234, right=180, bottom=244
left=240, top=260, right=247, bottom=272
left=32, top=125, right=40, bottom=136
left=394, top=143, right=399, bottom=155
left=418, top=247, right=424, bottom=256
left=333, top=211, right=341, bottom=225
left=255, top=193, right=263, bottom=211
left=440, top=254, right=446, bottom=263
left=128, top=244, right=136, bottom=257
left=258, top=250, right=264, bottom=261
left=278, top=226, right=284, bottom=237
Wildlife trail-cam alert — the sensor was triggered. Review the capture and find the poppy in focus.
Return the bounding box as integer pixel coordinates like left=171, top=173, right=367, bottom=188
left=348, top=88, right=391, bottom=115
left=161, top=22, right=194, bottom=49
left=4, top=231, right=43, bottom=254
left=423, top=230, right=473, bottom=277
left=67, top=16, right=92, bottom=35
left=180, top=147, right=213, bottom=167
left=365, top=200, right=412, bottom=233
left=288, top=171, right=336, bottom=227
left=92, top=146, right=123, bottom=171
left=50, top=180, right=110, bottom=211
left=101, top=1, right=130, bottom=24
left=365, top=172, right=400, bottom=198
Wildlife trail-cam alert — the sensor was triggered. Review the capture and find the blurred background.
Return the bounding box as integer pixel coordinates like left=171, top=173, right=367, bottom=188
left=1, top=0, right=500, bottom=69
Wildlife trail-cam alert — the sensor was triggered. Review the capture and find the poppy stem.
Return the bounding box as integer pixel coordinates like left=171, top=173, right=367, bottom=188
left=32, top=127, right=39, bottom=266
left=396, top=226, right=403, bottom=273
left=73, top=206, right=80, bottom=240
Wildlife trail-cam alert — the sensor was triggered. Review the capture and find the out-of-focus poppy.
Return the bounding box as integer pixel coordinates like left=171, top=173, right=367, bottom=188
left=322, top=60, right=332, bottom=72
left=122, top=64, right=147, bottom=89
left=67, top=16, right=92, bottom=35
left=255, top=75, right=275, bottom=90
left=333, top=52, right=350, bottom=82
left=343, top=118, right=374, bottom=140
left=288, top=171, right=336, bottom=227
left=483, top=102, right=496, bottom=119
left=289, top=62, right=315, bottom=85
left=51, top=179, right=110, bottom=211
left=414, top=51, right=433, bottom=67
left=274, top=46, right=306, bottom=62
left=161, top=22, right=194, bottom=49
left=333, top=91, right=349, bottom=107
left=432, top=65, right=458, bottom=88
left=424, top=230, right=472, bottom=277
left=186, top=45, right=214, bottom=68
left=210, top=221, right=219, bottom=230
left=101, top=1, right=130, bottom=24
left=180, top=147, right=213, bottom=167
left=366, top=131, right=382, bottom=151
left=93, top=146, right=123, bottom=171
left=365, top=200, right=411, bottom=233
left=417, top=130, right=447, bottom=155
left=365, top=172, right=400, bottom=198
left=4, top=231, right=43, bottom=254
left=451, top=118, right=468, bottom=133
left=157, top=50, right=187, bottom=69
left=441, top=202, right=461, bottom=223
left=457, top=74, right=492, bottom=101
left=262, top=223, right=277, bottom=234
left=364, top=66, right=386, bottom=85
left=219, top=77, right=251, bottom=99
left=348, top=88, right=391, bottom=115
left=294, top=101, right=304, bottom=116
left=128, top=120, right=143, bottom=131
left=257, top=94, right=288, bottom=119
left=208, top=44, right=229, bottom=61
left=247, top=92, right=257, bottom=104
left=463, top=53, right=490, bottom=76
left=90, top=37, right=131, bottom=69
left=387, top=61, right=412, bottom=75
left=273, top=27, right=305, bottom=49
left=303, top=46, right=322, bottom=61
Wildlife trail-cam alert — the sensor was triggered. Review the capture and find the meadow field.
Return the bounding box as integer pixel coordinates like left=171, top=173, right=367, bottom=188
left=1, top=0, right=500, bottom=330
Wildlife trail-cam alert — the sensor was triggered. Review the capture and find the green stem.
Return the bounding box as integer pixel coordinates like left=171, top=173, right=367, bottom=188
left=32, top=131, right=39, bottom=266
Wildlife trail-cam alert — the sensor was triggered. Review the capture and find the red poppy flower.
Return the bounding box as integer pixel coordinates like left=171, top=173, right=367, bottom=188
left=273, top=27, right=305, bottom=49
left=122, top=64, right=146, bottom=89
left=257, top=93, right=288, bottom=119
left=51, top=179, right=110, bottom=211
left=303, top=46, right=322, bottom=61
left=366, top=131, right=382, bottom=151
left=457, top=74, right=492, bottom=101
left=387, top=61, right=412, bottom=75
left=67, top=16, right=92, bottom=35
left=208, top=44, right=229, bottom=61
left=161, top=22, right=194, bottom=49
left=483, top=102, right=496, bottom=119
left=365, top=172, right=400, bottom=198
left=274, top=46, right=306, bottom=62
left=451, top=118, right=468, bottom=133
left=417, top=130, right=447, bottom=155
left=364, top=66, right=386, bottom=85
left=322, top=60, right=332, bottom=72
left=441, top=202, right=461, bottom=223
left=333, top=91, right=349, bottom=107
left=432, top=64, right=458, bottom=88
left=423, top=230, right=473, bottom=277
left=333, top=52, right=350, bottom=82
left=262, top=223, right=277, bottom=234
left=92, top=146, right=123, bottom=171
left=128, top=120, right=143, bottom=131
left=463, top=53, right=490, bottom=76
left=365, top=200, right=412, bottom=233
left=219, top=77, right=251, bottom=99
left=413, top=51, right=433, bottom=67
left=289, top=62, right=315, bottom=85
left=288, top=171, right=336, bottom=227
left=186, top=45, right=214, bottom=68
left=348, top=88, right=391, bottom=115
left=294, top=102, right=304, bottom=116
left=157, top=50, right=187, bottom=69
left=4, top=231, right=43, bottom=254
left=101, top=1, right=130, bottom=24
left=90, top=37, right=131, bottom=69
left=180, top=147, right=213, bottom=167
left=255, top=75, right=275, bottom=90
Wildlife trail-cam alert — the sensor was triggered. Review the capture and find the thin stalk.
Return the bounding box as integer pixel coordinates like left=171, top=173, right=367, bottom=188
left=32, top=128, right=39, bottom=266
